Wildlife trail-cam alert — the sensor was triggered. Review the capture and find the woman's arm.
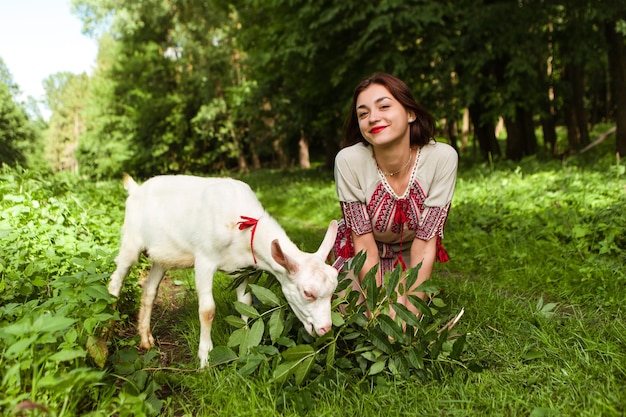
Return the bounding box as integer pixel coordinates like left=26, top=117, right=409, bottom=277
left=397, top=236, right=438, bottom=314
left=351, top=231, right=382, bottom=286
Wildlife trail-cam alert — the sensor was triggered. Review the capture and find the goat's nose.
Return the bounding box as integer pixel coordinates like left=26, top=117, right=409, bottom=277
left=316, top=324, right=331, bottom=336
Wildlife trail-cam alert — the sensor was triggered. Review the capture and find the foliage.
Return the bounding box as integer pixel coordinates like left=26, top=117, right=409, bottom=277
left=43, top=72, right=89, bottom=172
left=53, top=0, right=626, bottom=177
left=0, top=167, right=124, bottom=415
left=0, top=156, right=625, bottom=415
left=214, top=255, right=468, bottom=387
left=0, top=58, right=39, bottom=167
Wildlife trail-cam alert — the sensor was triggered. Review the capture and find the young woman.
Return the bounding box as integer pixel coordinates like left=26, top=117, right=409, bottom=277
left=333, top=73, right=458, bottom=315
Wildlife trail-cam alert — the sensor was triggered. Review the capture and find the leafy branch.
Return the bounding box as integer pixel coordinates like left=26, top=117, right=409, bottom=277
left=215, top=252, right=469, bottom=386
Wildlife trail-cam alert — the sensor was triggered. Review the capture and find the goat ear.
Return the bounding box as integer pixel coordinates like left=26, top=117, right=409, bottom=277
left=314, top=220, right=338, bottom=260
left=271, top=239, right=299, bottom=276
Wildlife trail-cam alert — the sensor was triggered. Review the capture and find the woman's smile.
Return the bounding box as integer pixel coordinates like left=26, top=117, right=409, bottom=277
left=370, top=126, right=387, bottom=134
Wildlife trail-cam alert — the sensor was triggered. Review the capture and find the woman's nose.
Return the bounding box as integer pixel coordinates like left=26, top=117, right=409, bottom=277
left=368, top=110, right=380, bottom=123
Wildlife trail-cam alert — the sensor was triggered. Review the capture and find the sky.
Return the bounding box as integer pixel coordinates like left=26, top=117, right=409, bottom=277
left=0, top=0, right=98, bottom=109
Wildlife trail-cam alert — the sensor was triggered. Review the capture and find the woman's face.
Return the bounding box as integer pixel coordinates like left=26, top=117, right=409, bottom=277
left=356, top=83, right=414, bottom=148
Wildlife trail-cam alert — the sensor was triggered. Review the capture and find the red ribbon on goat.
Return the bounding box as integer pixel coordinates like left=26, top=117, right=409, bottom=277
left=237, top=216, right=259, bottom=264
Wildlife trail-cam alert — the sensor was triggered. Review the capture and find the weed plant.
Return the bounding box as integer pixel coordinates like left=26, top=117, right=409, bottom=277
left=0, top=146, right=625, bottom=416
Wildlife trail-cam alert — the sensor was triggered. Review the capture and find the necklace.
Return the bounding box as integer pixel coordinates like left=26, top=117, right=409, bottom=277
left=379, top=148, right=413, bottom=177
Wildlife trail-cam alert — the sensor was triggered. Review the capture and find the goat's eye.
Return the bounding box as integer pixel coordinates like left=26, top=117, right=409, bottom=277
left=303, top=290, right=315, bottom=300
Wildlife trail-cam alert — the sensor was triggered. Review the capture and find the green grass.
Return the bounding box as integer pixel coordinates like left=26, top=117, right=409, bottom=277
left=1, top=146, right=625, bottom=416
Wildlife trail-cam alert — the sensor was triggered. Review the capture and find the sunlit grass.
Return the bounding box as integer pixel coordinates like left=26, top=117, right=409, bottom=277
left=1, top=150, right=624, bottom=415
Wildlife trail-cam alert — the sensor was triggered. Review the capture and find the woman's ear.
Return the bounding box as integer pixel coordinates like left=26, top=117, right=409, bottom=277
left=408, top=111, right=416, bottom=123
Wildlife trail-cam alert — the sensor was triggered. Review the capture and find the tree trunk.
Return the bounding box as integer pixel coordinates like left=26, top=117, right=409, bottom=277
left=231, top=129, right=249, bottom=172
left=540, top=99, right=558, bottom=156
left=505, top=106, right=538, bottom=160
left=468, top=102, right=501, bottom=160
left=606, top=20, right=626, bottom=158
left=298, top=133, right=311, bottom=169
left=461, top=108, right=470, bottom=152
left=446, top=116, right=459, bottom=153
left=541, top=116, right=558, bottom=156
left=250, top=139, right=261, bottom=169
left=273, top=136, right=288, bottom=168
left=322, top=135, right=338, bottom=169
left=563, top=64, right=590, bottom=150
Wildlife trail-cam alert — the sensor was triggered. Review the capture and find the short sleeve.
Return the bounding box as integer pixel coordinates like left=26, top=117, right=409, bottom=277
left=334, top=145, right=374, bottom=235
left=415, top=143, right=458, bottom=240
left=334, top=146, right=366, bottom=203
left=423, top=143, right=458, bottom=208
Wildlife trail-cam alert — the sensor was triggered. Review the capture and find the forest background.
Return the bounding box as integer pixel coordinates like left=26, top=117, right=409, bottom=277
left=2, top=0, right=626, bottom=175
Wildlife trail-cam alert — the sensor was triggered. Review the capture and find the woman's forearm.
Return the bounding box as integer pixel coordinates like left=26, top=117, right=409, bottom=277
left=408, top=236, right=437, bottom=297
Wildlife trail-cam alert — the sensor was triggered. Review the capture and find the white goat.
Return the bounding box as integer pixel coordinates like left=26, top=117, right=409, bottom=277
left=108, top=175, right=339, bottom=368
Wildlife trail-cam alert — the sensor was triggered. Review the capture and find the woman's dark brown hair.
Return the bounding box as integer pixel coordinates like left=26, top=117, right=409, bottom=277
left=343, top=73, right=435, bottom=148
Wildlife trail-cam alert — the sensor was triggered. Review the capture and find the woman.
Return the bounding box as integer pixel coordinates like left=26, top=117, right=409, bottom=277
left=333, top=73, right=458, bottom=315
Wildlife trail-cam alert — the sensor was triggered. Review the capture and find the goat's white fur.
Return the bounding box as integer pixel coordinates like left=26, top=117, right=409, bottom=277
left=108, top=174, right=339, bottom=368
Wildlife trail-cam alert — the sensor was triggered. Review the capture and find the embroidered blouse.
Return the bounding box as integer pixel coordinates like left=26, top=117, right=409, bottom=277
left=332, top=141, right=458, bottom=274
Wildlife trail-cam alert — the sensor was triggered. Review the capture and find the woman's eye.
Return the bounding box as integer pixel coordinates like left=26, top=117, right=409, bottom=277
left=303, top=290, right=315, bottom=300
left=358, top=111, right=368, bottom=119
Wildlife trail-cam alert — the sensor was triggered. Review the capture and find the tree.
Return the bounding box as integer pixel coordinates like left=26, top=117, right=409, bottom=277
left=67, top=0, right=626, bottom=173
left=73, top=0, right=252, bottom=177
left=43, top=72, right=89, bottom=172
left=0, top=58, right=38, bottom=167
left=606, top=19, right=626, bottom=158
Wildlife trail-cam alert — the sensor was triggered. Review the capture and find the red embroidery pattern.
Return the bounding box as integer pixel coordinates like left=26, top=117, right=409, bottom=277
left=341, top=201, right=372, bottom=235
left=415, top=205, right=450, bottom=241
left=370, top=185, right=395, bottom=233
left=334, top=174, right=452, bottom=272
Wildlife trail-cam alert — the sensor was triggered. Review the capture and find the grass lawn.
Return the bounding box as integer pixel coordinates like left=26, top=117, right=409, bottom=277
left=1, top=146, right=624, bottom=416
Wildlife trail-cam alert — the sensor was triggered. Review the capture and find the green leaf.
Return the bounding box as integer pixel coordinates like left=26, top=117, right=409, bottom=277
left=385, top=266, right=401, bottom=296
left=368, top=358, right=387, bottom=376
left=85, top=285, right=112, bottom=301
left=336, top=275, right=353, bottom=293
left=86, top=335, right=109, bottom=368
left=370, top=329, right=394, bottom=355
left=377, top=315, right=405, bottom=342
left=407, top=295, right=433, bottom=317
left=326, top=340, right=336, bottom=368
left=33, top=315, right=76, bottom=333
left=451, top=334, right=466, bottom=360
left=269, top=310, right=284, bottom=343
left=49, top=349, right=86, bottom=362
left=294, top=356, right=315, bottom=385
left=227, top=327, right=248, bottom=348
left=2, top=319, right=31, bottom=336
left=362, top=268, right=379, bottom=312
left=244, top=320, right=265, bottom=352
left=233, top=301, right=260, bottom=319
left=390, top=302, right=422, bottom=328
left=273, top=360, right=297, bottom=384
left=415, top=281, right=441, bottom=295
left=5, top=335, right=38, bottom=358
left=407, top=348, right=424, bottom=370
left=238, top=354, right=264, bottom=376
left=404, top=264, right=420, bottom=293
left=282, top=344, right=315, bottom=361
left=331, top=311, right=345, bottom=327
left=224, top=315, right=247, bottom=329
left=431, top=297, right=446, bottom=308
left=209, top=346, right=238, bottom=365
left=249, top=284, right=281, bottom=307
left=349, top=251, right=367, bottom=276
